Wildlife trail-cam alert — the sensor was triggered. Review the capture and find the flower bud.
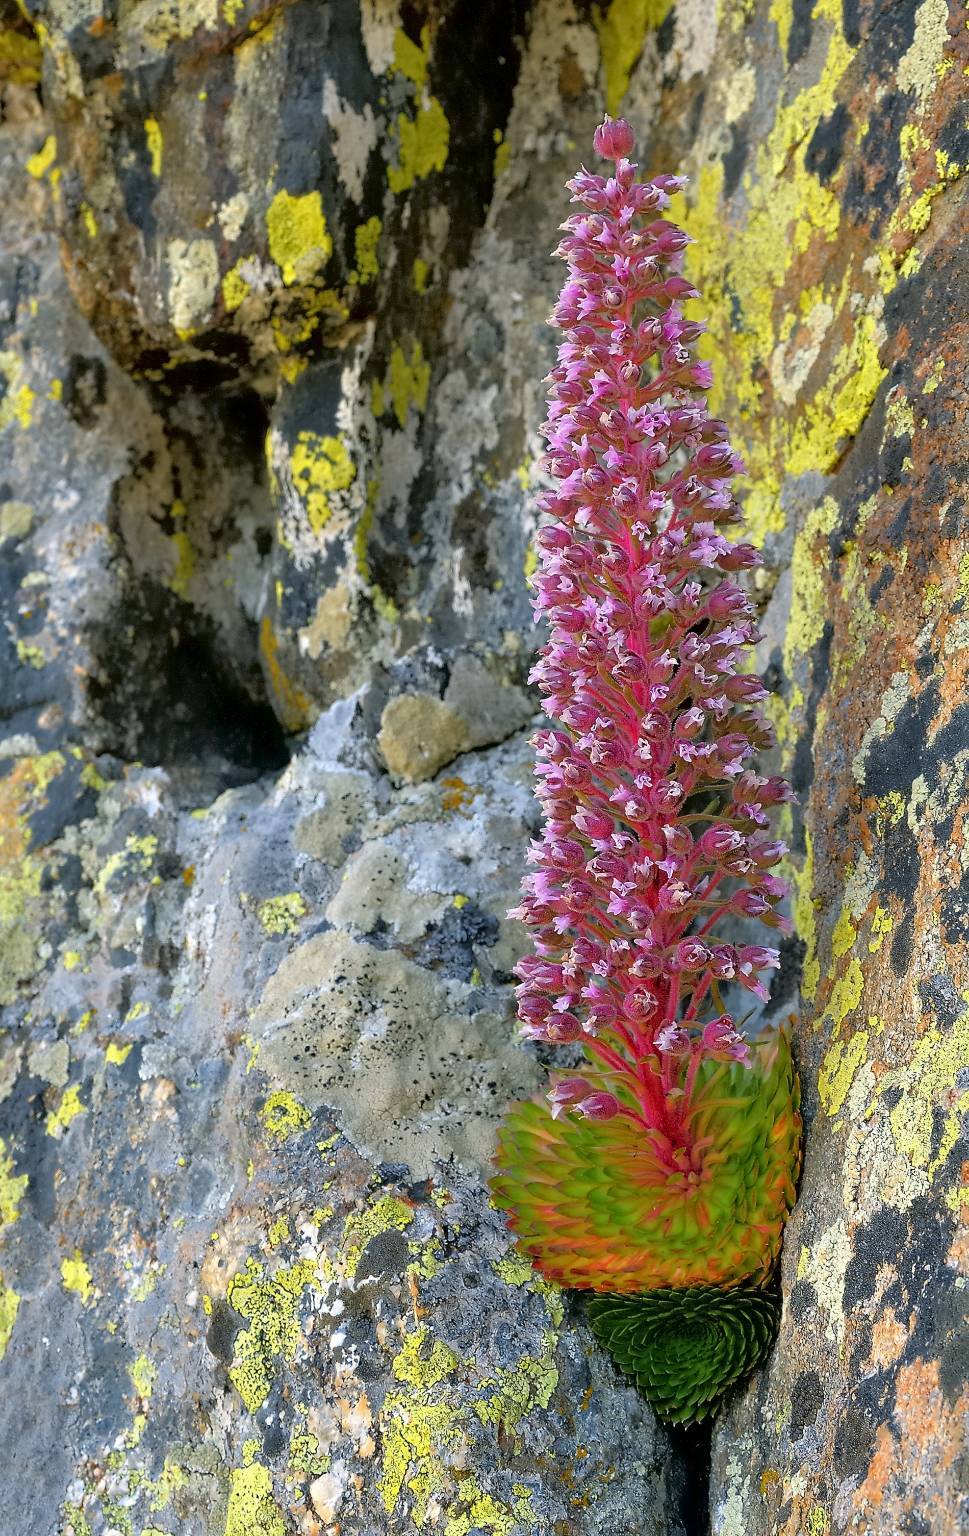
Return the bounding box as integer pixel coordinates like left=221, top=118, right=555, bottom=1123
left=593, top=117, right=636, bottom=160
left=576, top=1091, right=620, bottom=1120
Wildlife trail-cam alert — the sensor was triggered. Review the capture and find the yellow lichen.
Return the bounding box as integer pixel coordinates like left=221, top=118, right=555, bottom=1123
left=0, top=1275, right=20, bottom=1360
left=106, top=1041, right=132, bottom=1066
left=222, top=259, right=250, bottom=312
left=45, top=1082, right=86, bottom=1138
left=592, top=0, right=673, bottom=116
left=144, top=117, right=163, bottom=177
left=258, top=615, right=315, bottom=733
left=473, top=1336, right=559, bottom=1433
left=784, top=497, right=840, bottom=672
left=0, top=351, right=35, bottom=432
left=227, top=1256, right=317, bottom=1412
left=392, top=1325, right=458, bottom=1389
left=256, top=891, right=308, bottom=935
left=129, top=1353, right=157, bottom=1399
left=26, top=133, right=56, bottom=179
left=387, top=98, right=449, bottom=194
left=818, top=1028, right=870, bottom=1116
left=412, top=256, right=430, bottom=293
left=378, top=1396, right=464, bottom=1519
left=389, top=341, right=430, bottom=428
left=831, top=907, right=857, bottom=958
left=876, top=1004, right=969, bottom=1178
left=792, top=827, right=820, bottom=1001
left=290, top=431, right=356, bottom=536
left=353, top=216, right=382, bottom=283
left=224, top=1442, right=285, bottom=1536
left=93, top=833, right=158, bottom=897
left=825, top=957, right=864, bottom=1026
left=0, top=27, right=41, bottom=85
left=392, top=25, right=429, bottom=87
left=61, top=1251, right=95, bottom=1304
left=868, top=906, right=893, bottom=952
left=15, top=640, right=44, bottom=669
left=260, top=1090, right=311, bottom=1141
left=266, top=190, right=332, bottom=286
left=342, top=1194, right=413, bottom=1272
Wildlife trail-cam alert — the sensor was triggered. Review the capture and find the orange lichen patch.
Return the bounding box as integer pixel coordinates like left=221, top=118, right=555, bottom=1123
left=0, top=753, right=64, bottom=865
left=439, top=777, right=477, bottom=814
left=852, top=1360, right=968, bottom=1525
left=259, top=614, right=315, bottom=734
left=946, top=1212, right=969, bottom=1273
left=865, top=1308, right=910, bottom=1372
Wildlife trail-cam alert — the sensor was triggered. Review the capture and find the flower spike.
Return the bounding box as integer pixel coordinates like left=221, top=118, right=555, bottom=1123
left=492, top=117, right=801, bottom=1423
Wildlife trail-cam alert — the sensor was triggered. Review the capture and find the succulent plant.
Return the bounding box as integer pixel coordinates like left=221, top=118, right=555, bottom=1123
left=587, top=1285, right=782, bottom=1425
left=493, top=1026, right=799, bottom=1294
left=491, top=115, right=802, bottom=1424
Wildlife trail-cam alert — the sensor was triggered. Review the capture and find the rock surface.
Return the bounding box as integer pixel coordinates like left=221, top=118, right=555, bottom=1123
left=1, top=1, right=967, bottom=1534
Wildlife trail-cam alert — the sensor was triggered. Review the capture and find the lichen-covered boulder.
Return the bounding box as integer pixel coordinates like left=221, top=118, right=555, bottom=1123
left=1, top=0, right=967, bottom=1532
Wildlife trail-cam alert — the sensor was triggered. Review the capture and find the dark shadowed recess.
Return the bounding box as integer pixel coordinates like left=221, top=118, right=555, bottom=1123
left=669, top=1420, right=712, bottom=1536
left=87, top=378, right=289, bottom=798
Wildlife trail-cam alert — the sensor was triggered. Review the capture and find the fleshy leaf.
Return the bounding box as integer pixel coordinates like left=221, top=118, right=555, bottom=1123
left=587, top=1284, right=781, bottom=1425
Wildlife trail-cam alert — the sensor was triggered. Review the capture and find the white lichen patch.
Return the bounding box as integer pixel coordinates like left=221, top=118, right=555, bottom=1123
left=323, top=79, right=378, bottom=204
left=167, top=238, right=219, bottom=335
left=249, top=928, right=541, bottom=1175
left=326, top=840, right=446, bottom=940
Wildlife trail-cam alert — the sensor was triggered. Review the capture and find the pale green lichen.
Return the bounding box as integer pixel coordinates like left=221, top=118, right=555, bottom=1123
left=0, top=1273, right=20, bottom=1359
left=256, top=891, right=308, bottom=935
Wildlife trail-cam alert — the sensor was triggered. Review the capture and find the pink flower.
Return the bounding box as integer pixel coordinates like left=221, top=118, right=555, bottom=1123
left=701, top=1017, right=752, bottom=1065
left=547, top=1077, right=593, bottom=1118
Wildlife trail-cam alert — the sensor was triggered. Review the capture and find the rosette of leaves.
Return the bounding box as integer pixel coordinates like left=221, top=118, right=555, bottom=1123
left=587, top=1285, right=781, bottom=1425
left=492, top=1026, right=800, bottom=1294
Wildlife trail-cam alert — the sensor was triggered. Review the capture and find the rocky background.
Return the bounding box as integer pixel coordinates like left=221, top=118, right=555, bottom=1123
left=0, top=1, right=966, bottom=1533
